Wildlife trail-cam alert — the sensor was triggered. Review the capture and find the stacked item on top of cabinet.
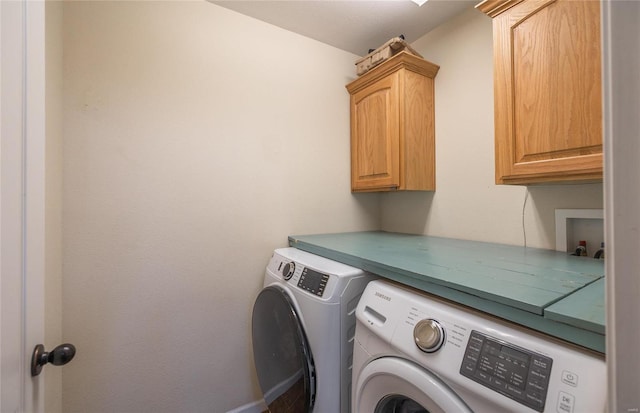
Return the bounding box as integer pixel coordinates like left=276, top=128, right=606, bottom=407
left=354, top=36, right=422, bottom=76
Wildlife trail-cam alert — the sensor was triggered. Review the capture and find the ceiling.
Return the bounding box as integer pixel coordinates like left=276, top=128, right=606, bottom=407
left=209, top=0, right=477, bottom=56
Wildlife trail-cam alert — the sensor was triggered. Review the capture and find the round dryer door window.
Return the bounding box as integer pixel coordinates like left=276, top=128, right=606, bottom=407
left=252, top=285, right=316, bottom=413
left=355, top=357, right=472, bottom=413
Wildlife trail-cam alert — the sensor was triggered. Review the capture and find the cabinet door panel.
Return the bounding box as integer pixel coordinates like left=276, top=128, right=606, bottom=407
left=492, top=0, right=602, bottom=184
left=356, top=91, right=391, bottom=177
left=513, top=0, right=601, bottom=162
left=351, top=74, right=400, bottom=190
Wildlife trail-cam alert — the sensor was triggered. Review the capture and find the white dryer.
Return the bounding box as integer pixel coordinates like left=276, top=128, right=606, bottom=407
left=352, top=280, right=606, bottom=413
left=252, top=248, right=376, bottom=413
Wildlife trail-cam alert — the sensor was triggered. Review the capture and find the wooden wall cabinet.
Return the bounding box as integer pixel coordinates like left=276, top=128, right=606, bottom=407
left=477, top=0, right=603, bottom=185
left=346, top=52, right=439, bottom=192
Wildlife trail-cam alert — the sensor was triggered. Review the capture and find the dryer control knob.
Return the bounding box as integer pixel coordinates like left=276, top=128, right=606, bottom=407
left=282, top=262, right=295, bottom=280
left=413, top=319, right=445, bottom=353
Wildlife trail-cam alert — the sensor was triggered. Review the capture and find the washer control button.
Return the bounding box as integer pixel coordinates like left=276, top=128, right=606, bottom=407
left=282, top=262, right=295, bottom=280
left=557, top=391, right=575, bottom=413
left=413, top=319, right=445, bottom=353
left=561, top=370, right=579, bottom=387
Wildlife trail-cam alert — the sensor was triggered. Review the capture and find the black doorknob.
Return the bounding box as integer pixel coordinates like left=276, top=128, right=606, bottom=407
left=31, top=343, right=76, bottom=377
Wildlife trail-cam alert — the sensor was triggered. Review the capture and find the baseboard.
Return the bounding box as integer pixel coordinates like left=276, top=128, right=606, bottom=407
left=226, top=399, right=267, bottom=413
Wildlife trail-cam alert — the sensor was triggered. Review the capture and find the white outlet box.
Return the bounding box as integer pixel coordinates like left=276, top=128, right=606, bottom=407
left=555, top=209, right=604, bottom=254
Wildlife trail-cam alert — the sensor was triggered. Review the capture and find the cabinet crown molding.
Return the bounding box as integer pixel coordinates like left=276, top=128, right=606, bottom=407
left=476, top=0, right=526, bottom=17
left=346, top=51, right=439, bottom=94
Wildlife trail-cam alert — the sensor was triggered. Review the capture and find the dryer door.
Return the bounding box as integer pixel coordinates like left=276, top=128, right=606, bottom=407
left=354, top=357, right=472, bottom=413
left=252, top=285, right=315, bottom=413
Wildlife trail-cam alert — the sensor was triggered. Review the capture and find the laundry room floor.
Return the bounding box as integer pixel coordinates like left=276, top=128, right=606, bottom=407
left=264, top=377, right=306, bottom=413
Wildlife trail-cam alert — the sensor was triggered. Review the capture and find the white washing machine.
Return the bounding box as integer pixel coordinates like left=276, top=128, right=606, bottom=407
left=252, top=248, right=376, bottom=413
left=352, top=280, right=606, bottom=413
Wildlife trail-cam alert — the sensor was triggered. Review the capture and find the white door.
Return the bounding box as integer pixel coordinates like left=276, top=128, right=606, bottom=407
left=1, top=1, right=49, bottom=412
left=602, top=1, right=640, bottom=411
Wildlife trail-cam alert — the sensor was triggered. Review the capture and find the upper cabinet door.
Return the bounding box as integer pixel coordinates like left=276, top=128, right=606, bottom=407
left=478, top=0, right=603, bottom=185
left=350, top=71, right=401, bottom=191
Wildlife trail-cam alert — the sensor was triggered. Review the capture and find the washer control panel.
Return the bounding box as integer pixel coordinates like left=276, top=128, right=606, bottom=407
left=460, top=330, right=553, bottom=412
left=297, top=267, right=329, bottom=297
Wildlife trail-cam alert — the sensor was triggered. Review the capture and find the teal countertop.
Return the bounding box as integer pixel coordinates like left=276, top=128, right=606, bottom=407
left=289, top=231, right=605, bottom=353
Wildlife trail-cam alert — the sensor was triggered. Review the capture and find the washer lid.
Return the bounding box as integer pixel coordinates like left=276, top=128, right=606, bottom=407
left=252, top=285, right=315, bottom=412
left=355, top=357, right=472, bottom=413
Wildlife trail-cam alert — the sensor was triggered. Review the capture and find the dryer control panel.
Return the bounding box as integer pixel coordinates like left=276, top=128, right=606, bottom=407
left=460, top=330, right=553, bottom=412
left=297, top=267, right=329, bottom=297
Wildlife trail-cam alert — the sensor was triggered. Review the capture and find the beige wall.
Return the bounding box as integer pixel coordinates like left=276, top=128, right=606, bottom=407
left=61, top=2, right=378, bottom=411
left=45, top=1, right=63, bottom=412
left=381, top=8, right=604, bottom=249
